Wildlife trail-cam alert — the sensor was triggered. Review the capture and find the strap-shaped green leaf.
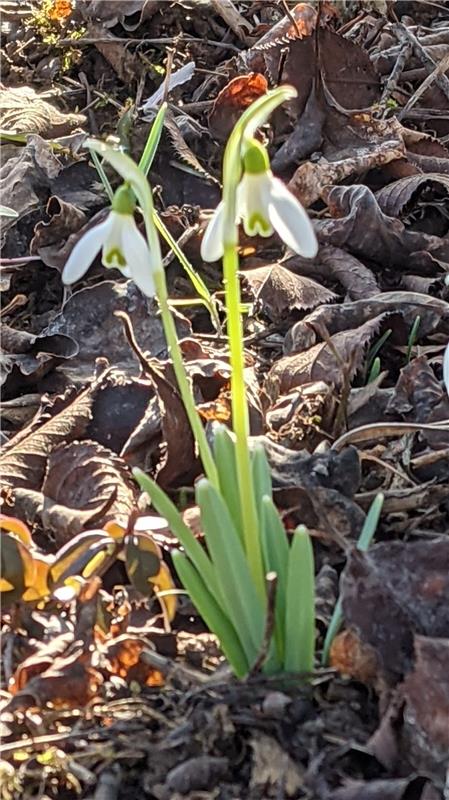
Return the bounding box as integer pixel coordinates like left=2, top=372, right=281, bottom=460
left=213, top=426, right=243, bottom=541
left=284, top=526, right=315, bottom=675
left=134, top=469, right=216, bottom=590
left=251, top=444, right=272, bottom=513
left=173, top=550, right=248, bottom=678
left=260, top=496, right=289, bottom=660
left=197, top=479, right=265, bottom=663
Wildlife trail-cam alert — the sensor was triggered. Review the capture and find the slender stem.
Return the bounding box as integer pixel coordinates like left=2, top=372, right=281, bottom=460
left=153, top=268, right=219, bottom=489
left=89, top=150, right=114, bottom=203
left=223, top=242, right=265, bottom=598
left=153, top=211, right=221, bottom=332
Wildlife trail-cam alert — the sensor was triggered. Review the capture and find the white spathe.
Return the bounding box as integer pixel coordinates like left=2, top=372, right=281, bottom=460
left=62, top=210, right=156, bottom=297
left=201, top=170, right=318, bottom=262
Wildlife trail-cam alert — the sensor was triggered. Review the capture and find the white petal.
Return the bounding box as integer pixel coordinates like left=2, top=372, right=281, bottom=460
left=102, top=212, right=128, bottom=268
left=200, top=202, right=225, bottom=262
left=121, top=219, right=156, bottom=296
left=238, top=173, right=273, bottom=238
left=62, top=217, right=111, bottom=285
left=443, top=341, right=449, bottom=397
left=267, top=177, right=318, bottom=258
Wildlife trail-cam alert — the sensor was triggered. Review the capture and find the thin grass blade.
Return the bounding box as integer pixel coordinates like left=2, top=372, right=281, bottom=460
left=138, top=103, right=167, bottom=177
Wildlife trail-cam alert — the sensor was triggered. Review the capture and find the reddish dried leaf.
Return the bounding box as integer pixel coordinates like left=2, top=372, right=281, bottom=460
left=209, top=73, right=267, bottom=140
left=330, top=629, right=380, bottom=685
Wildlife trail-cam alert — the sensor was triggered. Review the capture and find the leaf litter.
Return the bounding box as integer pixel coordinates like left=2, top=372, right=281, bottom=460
left=1, top=2, right=449, bottom=798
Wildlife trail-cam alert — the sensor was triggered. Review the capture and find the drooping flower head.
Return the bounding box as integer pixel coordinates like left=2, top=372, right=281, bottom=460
left=201, top=98, right=318, bottom=263
left=62, top=183, right=158, bottom=296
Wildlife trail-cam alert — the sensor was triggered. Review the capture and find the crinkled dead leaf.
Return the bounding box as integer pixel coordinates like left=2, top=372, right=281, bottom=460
left=30, top=195, right=87, bottom=269
left=1, top=321, right=77, bottom=390
left=289, top=137, right=405, bottom=207
left=285, top=246, right=379, bottom=301
left=41, top=281, right=191, bottom=384
left=269, top=316, right=384, bottom=392
left=402, top=635, right=449, bottom=779
left=316, top=185, right=449, bottom=273
left=284, top=292, right=449, bottom=355
left=0, top=87, right=85, bottom=137
left=340, top=538, right=449, bottom=684
left=0, top=372, right=102, bottom=493
left=375, top=172, right=449, bottom=229
left=42, top=440, right=136, bottom=538
left=244, top=4, right=379, bottom=170
left=244, top=264, right=337, bottom=322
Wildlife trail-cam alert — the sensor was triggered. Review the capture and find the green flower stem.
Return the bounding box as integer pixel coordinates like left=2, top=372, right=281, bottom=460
left=152, top=211, right=221, bottom=332
left=153, top=266, right=219, bottom=489
left=223, top=242, right=265, bottom=599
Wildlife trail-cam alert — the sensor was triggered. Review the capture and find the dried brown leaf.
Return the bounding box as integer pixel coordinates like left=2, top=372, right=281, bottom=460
left=269, top=316, right=384, bottom=392
left=316, top=185, right=449, bottom=273
left=244, top=264, right=336, bottom=321
left=285, top=246, right=379, bottom=301
left=340, top=538, right=449, bottom=684
left=42, top=440, right=136, bottom=526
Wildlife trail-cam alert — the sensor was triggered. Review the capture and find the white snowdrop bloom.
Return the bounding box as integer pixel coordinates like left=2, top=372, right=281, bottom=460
left=443, top=341, right=449, bottom=397
left=62, top=185, right=157, bottom=297
left=201, top=139, right=318, bottom=262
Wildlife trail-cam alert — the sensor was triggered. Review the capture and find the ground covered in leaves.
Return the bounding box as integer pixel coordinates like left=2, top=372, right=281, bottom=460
left=1, top=1, right=449, bottom=798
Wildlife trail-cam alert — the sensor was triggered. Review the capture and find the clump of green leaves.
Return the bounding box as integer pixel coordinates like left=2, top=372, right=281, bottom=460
left=135, top=428, right=315, bottom=677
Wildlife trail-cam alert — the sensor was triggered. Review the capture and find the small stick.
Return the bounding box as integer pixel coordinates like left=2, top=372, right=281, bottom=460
left=248, top=572, right=278, bottom=677
left=380, top=42, right=412, bottom=108
left=398, top=51, right=449, bottom=120
left=393, top=22, right=449, bottom=103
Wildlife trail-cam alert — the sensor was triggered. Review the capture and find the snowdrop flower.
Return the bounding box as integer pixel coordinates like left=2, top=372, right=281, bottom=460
left=201, top=139, right=318, bottom=262
left=62, top=185, right=157, bottom=296
left=443, top=341, right=449, bottom=397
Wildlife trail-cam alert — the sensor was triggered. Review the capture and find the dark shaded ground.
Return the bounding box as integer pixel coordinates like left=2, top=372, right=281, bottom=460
left=1, top=2, right=449, bottom=798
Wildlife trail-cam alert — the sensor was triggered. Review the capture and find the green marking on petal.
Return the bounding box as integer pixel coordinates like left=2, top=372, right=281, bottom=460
left=242, top=140, right=270, bottom=175
left=104, top=247, right=127, bottom=267
left=247, top=212, right=271, bottom=235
